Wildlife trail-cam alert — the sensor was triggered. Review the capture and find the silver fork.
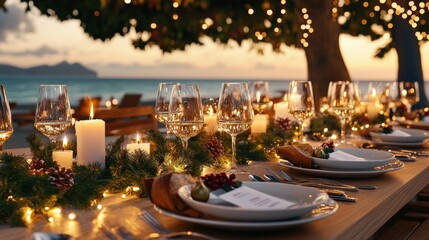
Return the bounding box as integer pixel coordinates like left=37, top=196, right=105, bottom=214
left=140, top=210, right=218, bottom=240
left=278, top=169, right=377, bottom=190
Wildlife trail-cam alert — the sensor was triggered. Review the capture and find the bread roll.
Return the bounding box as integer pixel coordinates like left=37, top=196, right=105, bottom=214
left=276, top=144, right=313, bottom=168
left=143, top=173, right=201, bottom=217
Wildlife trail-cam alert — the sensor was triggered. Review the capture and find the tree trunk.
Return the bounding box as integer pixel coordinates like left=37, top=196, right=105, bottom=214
left=391, top=14, right=429, bottom=109
left=295, top=0, right=350, bottom=112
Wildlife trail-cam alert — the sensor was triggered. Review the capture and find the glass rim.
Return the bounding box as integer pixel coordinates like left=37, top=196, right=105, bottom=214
left=39, top=84, right=68, bottom=87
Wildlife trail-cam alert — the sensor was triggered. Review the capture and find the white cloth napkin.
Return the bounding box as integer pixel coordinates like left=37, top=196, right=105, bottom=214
left=386, top=129, right=411, bottom=137
left=328, top=150, right=366, bottom=161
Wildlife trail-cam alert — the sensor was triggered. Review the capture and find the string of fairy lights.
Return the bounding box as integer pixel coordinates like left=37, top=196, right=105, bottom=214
left=339, top=0, right=429, bottom=42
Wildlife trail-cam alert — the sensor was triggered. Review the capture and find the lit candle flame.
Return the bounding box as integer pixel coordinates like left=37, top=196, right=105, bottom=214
left=256, top=91, right=261, bottom=103
left=371, top=88, right=377, bottom=97
left=208, top=105, right=214, bottom=115
left=136, top=132, right=140, bottom=144
left=283, top=93, right=288, bottom=102
left=63, top=136, right=68, bottom=150
left=89, top=103, right=94, bottom=120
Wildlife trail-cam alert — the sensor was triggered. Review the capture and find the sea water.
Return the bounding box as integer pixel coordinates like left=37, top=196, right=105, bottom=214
left=1, top=76, right=427, bottom=107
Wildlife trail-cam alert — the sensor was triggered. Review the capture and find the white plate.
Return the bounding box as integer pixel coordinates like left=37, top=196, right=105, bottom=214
left=279, top=159, right=404, bottom=178
left=312, top=148, right=394, bottom=170
left=371, top=139, right=426, bottom=147
left=154, top=198, right=338, bottom=231
left=397, top=120, right=429, bottom=130
left=178, top=182, right=329, bottom=221
left=370, top=128, right=429, bottom=143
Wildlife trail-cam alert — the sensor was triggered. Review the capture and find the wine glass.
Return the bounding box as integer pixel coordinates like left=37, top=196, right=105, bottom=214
left=399, top=81, right=419, bottom=112
left=381, top=81, right=399, bottom=112
left=0, top=85, right=14, bottom=148
left=288, top=81, right=314, bottom=144
left=250, top=81, right=270, bottom=114
left=328, top=81, right=358, bottom=144
left=155, top=83, right=177, bottom=126
left=217, top=83, right=253, bottom=172
left=34, top=85, right=72, bottom=143
left=167, top=84, right=204, bottom=150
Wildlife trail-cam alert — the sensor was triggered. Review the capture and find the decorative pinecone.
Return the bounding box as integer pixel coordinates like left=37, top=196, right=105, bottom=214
left=205, top=136, right=225, bottom=160
left=47, top=167, right=75, bottom=192
left=29, top=159, right=47, bottom=176
left=275, top=117, right=292, bottom=132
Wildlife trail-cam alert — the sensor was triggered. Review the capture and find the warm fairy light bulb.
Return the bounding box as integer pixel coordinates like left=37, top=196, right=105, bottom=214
left=90, top=103, right=94, bottom=120
left=97, top=204, right=103, bottom=210
left=53, top=208, right=61, bottom=214
left=68, top=213, right=77, bottom=220
left=132, top=187, right=140, bottom=191
left=45, top=207, right=50, bottom=211
left=48, top=217, right=54, bottom=223
left=26, top=208, right=33, bottom=215
left=121, top=194, right=126, bottom=199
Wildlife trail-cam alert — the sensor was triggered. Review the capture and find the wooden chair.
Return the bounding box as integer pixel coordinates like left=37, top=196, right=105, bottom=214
left=94, top=105, right=157, bottom=136
left=73, top=96, right=102, bottom=120
left=118, top=94, right=142, bottom=108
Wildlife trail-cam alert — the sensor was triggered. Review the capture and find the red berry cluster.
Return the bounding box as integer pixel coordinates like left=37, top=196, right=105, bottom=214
left=201, top=173, right=237, bottom=190
left=321, top=139, right=335, bottom=153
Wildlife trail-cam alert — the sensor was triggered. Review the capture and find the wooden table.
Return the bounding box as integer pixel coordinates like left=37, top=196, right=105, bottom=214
left=1, top=148, right=429, bottom=239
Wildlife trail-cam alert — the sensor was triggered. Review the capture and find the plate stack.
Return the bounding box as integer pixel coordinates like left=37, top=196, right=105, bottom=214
left=369, top=127, right=429, bottom=147
left=154, top=182, right=338, bottom=230
left=279, top=148, right=403, bottom=178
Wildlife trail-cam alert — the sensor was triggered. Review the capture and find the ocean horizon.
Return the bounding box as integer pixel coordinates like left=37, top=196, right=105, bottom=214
left=1, top=76, right=426, bottom=108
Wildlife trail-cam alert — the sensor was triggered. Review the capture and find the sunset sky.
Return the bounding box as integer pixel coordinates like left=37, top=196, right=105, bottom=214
left=1, top=0, right=429, bottom=81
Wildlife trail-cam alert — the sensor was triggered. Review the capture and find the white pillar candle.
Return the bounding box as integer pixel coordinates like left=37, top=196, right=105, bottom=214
left=251, top=114, right=268, bottom=134
left=126, top=133, right=150, bottom=154
left=204, top=114, right=218, bottom=133
left=75, top=104, right=106, bottom=169
left=274, top=102, right=293, bottom=120
left=52, top=136, right=73, bottom=169
left=366, top=101, right=383, bottom=120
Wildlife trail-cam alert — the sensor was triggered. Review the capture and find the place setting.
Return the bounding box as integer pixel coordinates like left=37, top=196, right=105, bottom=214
left=144, top=172, right=338, bottom=231
left=368, top=123, right=429, bottom=148
left=277, top=144, right=404, bottom=178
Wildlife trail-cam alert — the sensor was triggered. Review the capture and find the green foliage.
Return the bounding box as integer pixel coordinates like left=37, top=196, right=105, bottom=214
left=310, top=113, right=341, bottom=135
left=0, top=125, right=297, bottom=227
left=26, top=133, right=56, bottom=167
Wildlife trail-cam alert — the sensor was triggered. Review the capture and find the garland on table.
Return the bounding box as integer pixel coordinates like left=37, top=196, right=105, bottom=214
left=0, top=117, right=301, bottom=227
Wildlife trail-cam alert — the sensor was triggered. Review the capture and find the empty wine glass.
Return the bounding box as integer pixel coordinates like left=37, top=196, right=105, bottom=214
left=217, top=83, right=253, bottom=172
left=250, top=81, right=270, bottom=114
left=167, top=84, right=204, bottom=150
left=288, top=81, right=314, bottom=144
left=155, top=83, right=177, bottom=126
left=34, top=85, right=72, bottom=143
left=0, top=85, right=13, bottom=148
left=328, top=81, right=358, bottom=144
left=399, top=81, right=420, bottom=111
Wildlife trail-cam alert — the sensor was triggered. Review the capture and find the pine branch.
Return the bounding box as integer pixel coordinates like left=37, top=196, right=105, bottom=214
left=25, top=133, right=56, bottom=167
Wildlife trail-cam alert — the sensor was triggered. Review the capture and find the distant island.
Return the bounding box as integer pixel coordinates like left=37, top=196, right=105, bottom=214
left=0, top=61, right=97, bottom=76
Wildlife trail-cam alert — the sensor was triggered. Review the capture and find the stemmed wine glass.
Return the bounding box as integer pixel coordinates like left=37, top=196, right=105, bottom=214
left=250, top=81, right=270, bottom=114
left=217, top=83, right=253, bottom=172
left=0, top=85, right=14, bottom=148
left=155, top=83, right=177, bottom=127
left=167, top=84, right=204, bottom=150
left=328, top=81, right=358, bottom=144
left=288, top=81, right=314, bottom=144
left=34, top=85, right=72, bottom=143
left=399, top=81, right=419, bottom=112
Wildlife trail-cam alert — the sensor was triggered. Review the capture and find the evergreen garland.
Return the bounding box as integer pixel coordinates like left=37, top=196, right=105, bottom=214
left=0, top=120, right=299, bottom=227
